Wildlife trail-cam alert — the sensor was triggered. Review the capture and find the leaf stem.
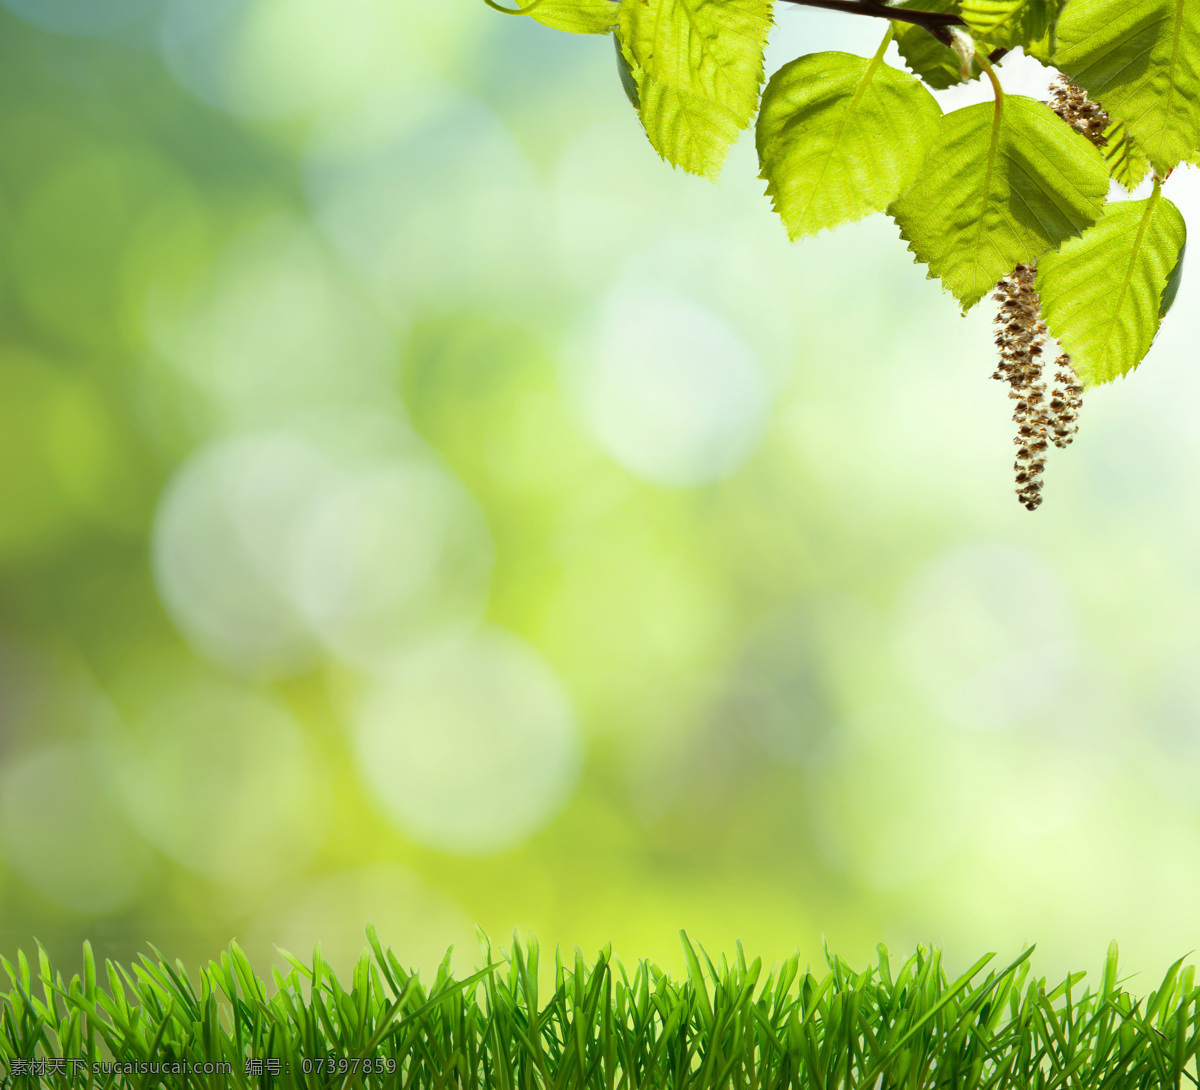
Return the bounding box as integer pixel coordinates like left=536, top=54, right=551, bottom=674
left=482, top=0, right=548, bottom=14
left=871, top=24, right=897, bottom=63
left=975, top=46, right=1004, bottom=108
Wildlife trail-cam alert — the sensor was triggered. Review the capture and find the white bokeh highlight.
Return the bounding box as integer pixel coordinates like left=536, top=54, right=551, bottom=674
left=564, top=285, right=771, bottom=486
left=354, top=629, right=581, bottom=855
left=152, top=430, right=494, bottom=673
left=157, top=0, right=471, bottom=119
left=289, top=460, right=494, bottom=666
left=152, top=434, right=332, bottom=675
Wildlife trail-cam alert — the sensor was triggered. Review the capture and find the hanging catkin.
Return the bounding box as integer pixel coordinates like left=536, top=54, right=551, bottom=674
left=990, top=76, right=1103, bottom=510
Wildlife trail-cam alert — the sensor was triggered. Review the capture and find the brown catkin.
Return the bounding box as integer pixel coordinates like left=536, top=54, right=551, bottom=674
left=988, top=75, right=1095, bottom=511
left=991, top=266, right=1083, bottom=511
left=1047, top=74, right=1110, bottom=147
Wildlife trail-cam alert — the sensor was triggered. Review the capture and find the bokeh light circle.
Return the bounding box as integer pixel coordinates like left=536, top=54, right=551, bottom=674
left=354, top=629, right=581, bottom=855
left=153, top=429, right=495, bottom=672
left=152, top=434, right=332, bottom=676
left=160, top=218, right=398, bottom=429
left=0, top=743, right=152, bottom=914
left=306, top=89, right=548, bottom=316
left=158, top=0, right=473, bottom=119
left=159, top=0, right=364, bottom=119
left=564, top=285, right=771, bottom=486
left=12, top=149, right=193, bottom=354
left=288, top=460, right=494, bottom=666
left=97, top=678, right=325, bottom=888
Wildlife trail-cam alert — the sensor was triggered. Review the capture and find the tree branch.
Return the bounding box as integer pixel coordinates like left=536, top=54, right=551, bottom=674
left=775, top=0, right=963, bottom=45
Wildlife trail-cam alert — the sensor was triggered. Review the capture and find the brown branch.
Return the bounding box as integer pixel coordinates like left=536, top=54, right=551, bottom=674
left=773, top=0, right=964, bottom=36
left=774, top=0, right=1011, bottom=57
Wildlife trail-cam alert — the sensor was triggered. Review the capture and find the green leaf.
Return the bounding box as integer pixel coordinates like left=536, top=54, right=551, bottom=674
left=530, top=0, right=618, bottom=34
left=893, top=0, right=981, bottom=89
left=889, top=96, right=1109, bottom=311
left=1102, top=119, right=1151, bottom=192
left=1161, top=236, right=1185, bottom=317
left=638, top=77, right=745, bottom=178
left=616, top=33, right=641, bottom=108
left=615, top=0, right=773, bottom=177
left=1037, top=190, right=1186, bottom=386
left=1054, top=0, right=1200, bottom=173
left=757, top=50, right=942, bottom=240
left=960, top=0, right=1021, bottom=41
left=1023, top=25, right=1055, bottom=63
left=961, top=0, right=1063, bottom=50
left=618, top=0, right=773, bottom=106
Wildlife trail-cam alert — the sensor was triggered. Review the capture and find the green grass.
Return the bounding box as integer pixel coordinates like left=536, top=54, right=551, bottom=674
left=1, top=928, right=1197, bottom=1088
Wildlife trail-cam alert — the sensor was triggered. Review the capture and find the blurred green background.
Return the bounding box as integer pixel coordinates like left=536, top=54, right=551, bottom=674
left=2, top=0, right=1200, bottom=992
